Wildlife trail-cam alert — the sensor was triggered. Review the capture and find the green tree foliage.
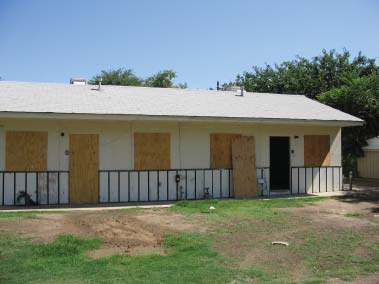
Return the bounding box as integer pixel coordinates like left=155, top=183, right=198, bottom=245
left=235, top=49, right=379, bottom=174
left=144, top=70, right=176, bottom=88
left=235, top=49, right=378, bottom=99
left=89, top=68, right=186, bottom=89
left=318, top=75, right=379, bottom=174
left=89, top=68, right=142, bottom=86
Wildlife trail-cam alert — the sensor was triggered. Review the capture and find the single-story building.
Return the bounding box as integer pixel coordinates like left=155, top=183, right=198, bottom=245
left=357, top=137, right=379, bottom=179
left=0, top=81, right=363, bottom=206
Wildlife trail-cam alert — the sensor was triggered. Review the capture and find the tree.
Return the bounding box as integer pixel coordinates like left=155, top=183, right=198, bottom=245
left=233, top=49, right=379, bottom=174
left=235, top=49, right=378, bottom=99
left=89, top=68, right=187, bottom=89
left=318, top=75, right=379, bottom=175
left=144, top=70, right=177, bottom=88
left=89, top=68, right=142, bottom=86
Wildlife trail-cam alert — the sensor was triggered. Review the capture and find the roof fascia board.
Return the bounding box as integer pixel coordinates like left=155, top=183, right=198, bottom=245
left=0, top=111, right=364, bottom=127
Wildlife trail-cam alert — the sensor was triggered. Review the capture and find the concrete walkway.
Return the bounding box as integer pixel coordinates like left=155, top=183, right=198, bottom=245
left=0, top=191, right=359, bottom=213
left=0, top=202, right=175, bottom=212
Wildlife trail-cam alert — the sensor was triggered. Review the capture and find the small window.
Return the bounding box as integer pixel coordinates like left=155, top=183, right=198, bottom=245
left=210, top=133, right=241, bottom=168
left=6, top=131, right=48, bottom=171
left=304, top=135, right=330, bottom=166
left=134, top=133, right=171, bottom=170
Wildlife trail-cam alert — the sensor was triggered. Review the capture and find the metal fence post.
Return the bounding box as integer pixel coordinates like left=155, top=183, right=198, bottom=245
left=349, top=171, right=353, bottom=191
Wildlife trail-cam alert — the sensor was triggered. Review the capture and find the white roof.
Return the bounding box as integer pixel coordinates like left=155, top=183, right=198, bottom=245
left=363, top=137, right=379, bottom=150
left=0, top=81, right=363, bottom=126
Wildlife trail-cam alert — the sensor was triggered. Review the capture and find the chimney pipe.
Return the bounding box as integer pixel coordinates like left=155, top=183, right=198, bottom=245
left=98, top=77, right=102, bottom=90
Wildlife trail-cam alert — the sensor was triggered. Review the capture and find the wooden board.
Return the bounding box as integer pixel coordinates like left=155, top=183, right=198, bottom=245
left=210, top=133, right=241, bottom=168
left=232, top=136, right=258, bottom=198
left=6, top=131, right=48, bottom=171
left=69, top=134, right=99, bottom=204
left=134, top=133, right=170, bottom=170
left=304, top=135, right=330, bottom=166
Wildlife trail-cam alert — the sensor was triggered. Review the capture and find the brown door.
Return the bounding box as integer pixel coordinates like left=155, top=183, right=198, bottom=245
left=69, top=134, right=99, bottom=204
left=232, top=136, right=258, bottom=198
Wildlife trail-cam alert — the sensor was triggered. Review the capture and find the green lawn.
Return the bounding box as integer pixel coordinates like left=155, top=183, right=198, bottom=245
left=0, top=197, right=378, bottom=284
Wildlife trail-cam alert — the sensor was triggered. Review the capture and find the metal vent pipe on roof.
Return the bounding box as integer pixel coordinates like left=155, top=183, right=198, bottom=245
left=98, top=78, right=102, bottom=91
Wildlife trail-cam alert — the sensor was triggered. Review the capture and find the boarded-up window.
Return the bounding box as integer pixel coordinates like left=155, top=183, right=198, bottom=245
left=210, top=133, right=241, bottom=168
left=6, top=131, right=48, bottom=171
left=304, top=135, right=330, bottom=166
left=134, top=133, right=170, bottom=170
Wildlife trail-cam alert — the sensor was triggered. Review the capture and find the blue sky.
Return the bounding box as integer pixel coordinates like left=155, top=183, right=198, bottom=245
left=0, top=0, right=378, bottom=89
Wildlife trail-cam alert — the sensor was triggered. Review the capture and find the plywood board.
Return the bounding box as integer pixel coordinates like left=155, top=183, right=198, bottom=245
left=134, top=133, right=170, bottom=170
left=210, top=133, right=241, bottom=168
left=6, top=131, right=48, bottom=171
left=304, top=135, right=330, bottom=166
left=69, top=134, right=99, bottom=204
left=232, top=136, right=258, bottom=198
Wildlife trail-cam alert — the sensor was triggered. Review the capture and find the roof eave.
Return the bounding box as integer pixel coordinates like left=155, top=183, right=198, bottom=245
left=0, top=111, right=364, bottom=127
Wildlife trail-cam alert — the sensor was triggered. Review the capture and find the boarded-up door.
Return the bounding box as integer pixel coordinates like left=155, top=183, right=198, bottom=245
left=6, top=131, right=48, bottom=171
left=69, top=134, right=99, bottom=204
left=304, top=135, right=330, bottom=166
left=232, top=136, right=258, bottom=198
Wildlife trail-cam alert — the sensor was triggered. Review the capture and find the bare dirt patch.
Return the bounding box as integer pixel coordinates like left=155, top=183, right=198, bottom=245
left=328, top=272, right=379, bottom=284
left=284, top=198, right=374, bottom=229
left=0, top=208, right=204, bottom=258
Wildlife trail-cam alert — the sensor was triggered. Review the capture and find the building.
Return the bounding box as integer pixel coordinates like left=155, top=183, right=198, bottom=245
left=357, top=137, right=379, bottom=179
left=0, top=81, right=363, bottom=206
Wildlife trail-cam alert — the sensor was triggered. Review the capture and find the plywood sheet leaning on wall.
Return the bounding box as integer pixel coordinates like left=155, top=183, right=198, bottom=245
left=232, top=136, right=258, bottom=198
left=210, top=133, right=241, bottom=168
left=304, top=135, right=330, bottom=166
left=134, top=133, right=171, bottom=170
left=6, top=131, right=48, bottom=171
left=69, top=134, right=99, bottom=204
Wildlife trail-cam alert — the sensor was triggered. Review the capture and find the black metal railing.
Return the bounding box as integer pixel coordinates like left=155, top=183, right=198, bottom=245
left=98, top=167, right=271, bottom=203
left=0, top=171, right=69, bottom=206
left=290, top=166, right=343, bottom=195
left=0, top=166, right=344, bottom=206
left=98, top=168, right=234, bottom=203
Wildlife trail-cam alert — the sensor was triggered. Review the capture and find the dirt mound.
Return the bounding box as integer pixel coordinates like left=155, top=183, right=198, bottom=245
left=0, top=209, right=203, bottom=257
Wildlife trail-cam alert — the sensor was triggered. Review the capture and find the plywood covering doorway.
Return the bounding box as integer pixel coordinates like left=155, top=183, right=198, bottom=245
left=232, top=136, right=258, bottom=198
left=69, top=134, right=99, bottom=204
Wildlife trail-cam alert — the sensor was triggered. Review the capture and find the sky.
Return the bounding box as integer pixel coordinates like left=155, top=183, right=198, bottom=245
left=0, top=0, right=378, bottom=89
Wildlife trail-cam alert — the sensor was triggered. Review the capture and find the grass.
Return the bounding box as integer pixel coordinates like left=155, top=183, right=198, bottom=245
left=1, top=196, right=379, bottom=283
left=0, top=210, right=65, bottom=219
left=344, top=212, right=364, bottom=217
left=171, top=196, right=326, bottom=219
left=0, top=233, right=259, bottom=284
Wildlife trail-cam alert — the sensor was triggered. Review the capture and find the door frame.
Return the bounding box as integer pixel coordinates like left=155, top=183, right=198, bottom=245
left=269, top=136, right=291, bottom=191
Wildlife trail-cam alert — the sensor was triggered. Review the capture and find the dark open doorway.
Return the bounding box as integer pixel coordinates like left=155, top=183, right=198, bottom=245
left=270, top=137, right=290, bottom=190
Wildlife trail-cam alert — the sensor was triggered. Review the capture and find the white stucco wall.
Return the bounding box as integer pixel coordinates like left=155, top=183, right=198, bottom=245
left=0, top=119, right=342, bottom=171
left=0, top=118, right=342, bottom=204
